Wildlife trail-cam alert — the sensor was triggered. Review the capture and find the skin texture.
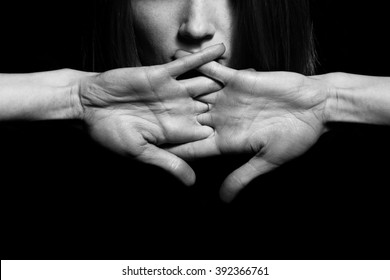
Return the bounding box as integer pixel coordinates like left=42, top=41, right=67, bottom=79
left=78, top=45, right=225, bottom=186
left=168, top=54, right=330, bottom=201
left=131, top=0, right=234, bottom=66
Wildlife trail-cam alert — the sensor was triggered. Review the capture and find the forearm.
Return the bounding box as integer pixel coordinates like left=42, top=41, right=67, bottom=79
left=0, top=69, right=87, bottom=121
left=324, top=72, right=390, bottom=125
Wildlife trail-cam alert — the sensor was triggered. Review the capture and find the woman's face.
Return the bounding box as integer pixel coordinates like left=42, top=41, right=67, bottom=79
left=131, top=0, right=235, bottom=67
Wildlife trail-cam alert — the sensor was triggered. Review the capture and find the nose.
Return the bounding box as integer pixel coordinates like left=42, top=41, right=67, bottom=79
left=178, top=0, right=216, bottom=44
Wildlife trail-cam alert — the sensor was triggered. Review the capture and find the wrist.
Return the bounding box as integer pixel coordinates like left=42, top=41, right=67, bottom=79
left=303, top=73, right=339, bottom=133
left=0, top=69, right=94, bottom=121
left=320, top=72, right=354, bottom=124
left=321, top=72, right=390, bottom=125
left=63, top=69, right=97, bottom=120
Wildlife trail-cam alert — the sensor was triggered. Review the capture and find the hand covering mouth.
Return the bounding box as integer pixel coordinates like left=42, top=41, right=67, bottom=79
left=175, top=58, right=225, bottom=80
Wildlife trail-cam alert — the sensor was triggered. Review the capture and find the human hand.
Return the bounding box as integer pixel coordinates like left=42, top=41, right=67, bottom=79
left=76, top=44, right=225, bottom=186
left=168, top=54, right=330, bottom=200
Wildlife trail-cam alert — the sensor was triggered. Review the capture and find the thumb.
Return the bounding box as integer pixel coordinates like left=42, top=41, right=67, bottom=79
left=220, top=156, right=277, bottom=203
left=139, top=144, right=196, bottom=186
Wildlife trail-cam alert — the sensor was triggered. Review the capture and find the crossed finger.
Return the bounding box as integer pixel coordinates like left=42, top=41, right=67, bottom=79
left=166, top=44, right=226, bottom=78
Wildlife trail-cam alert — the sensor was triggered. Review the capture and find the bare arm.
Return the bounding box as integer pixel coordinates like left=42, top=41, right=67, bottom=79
left=324, top=72, right=390, bottom=125
left=0, top=69, right=83, bottom=121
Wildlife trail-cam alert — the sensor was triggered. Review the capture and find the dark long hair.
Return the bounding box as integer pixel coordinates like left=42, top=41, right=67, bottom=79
left=84, top=0, right=316, bottom=75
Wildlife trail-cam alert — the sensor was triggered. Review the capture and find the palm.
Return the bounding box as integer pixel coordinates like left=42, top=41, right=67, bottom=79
left=210, top=71, right=325, bottom=165
left=86, top=66, right=209, bottom=150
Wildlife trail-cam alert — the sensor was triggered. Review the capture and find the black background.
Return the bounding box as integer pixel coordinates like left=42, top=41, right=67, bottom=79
left=1, top=1, right=389, bottom=260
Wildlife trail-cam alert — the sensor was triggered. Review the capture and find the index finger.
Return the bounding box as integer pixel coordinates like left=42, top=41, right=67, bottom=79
left=166, top=44, right=226, bottom=77
left=175, top=50, right=236, bottom=84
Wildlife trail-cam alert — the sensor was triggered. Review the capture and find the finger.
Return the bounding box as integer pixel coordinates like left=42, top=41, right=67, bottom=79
left=175, top=50, right=235, bottom=84
left=197, top=61, right=236, bottom=84
left=167, top=44, right=225, bottom=77
left=140, top=144, right=196, bottom=186
left=196, top=112, right=213, bottom=127
left=194, top=100, right=209, bottom=114
left=166, top=137, right=220, bottom=161
left=220, top=156, right=277, bottom=203
left=186, top=123, right=214, bottom=140
left=180, top=76, right=222, bottom=98
left=196, top=92, right=218, bottom=104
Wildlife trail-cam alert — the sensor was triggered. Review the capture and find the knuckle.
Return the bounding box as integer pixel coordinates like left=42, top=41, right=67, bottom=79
left=199, top=52, right=208, bottom=65
left=182, top=57, right=191, bottom=69
left=169, top=158, right=182, bottom=172
left=208, top=63, right=218, bottom=77
left=230, top=174, right=245, bottom=190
